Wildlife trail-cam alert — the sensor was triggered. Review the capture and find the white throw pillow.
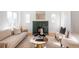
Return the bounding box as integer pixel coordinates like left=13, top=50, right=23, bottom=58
left=21, top=26, right=28, bottom=32
left=14, top=28, right=21, bottom=35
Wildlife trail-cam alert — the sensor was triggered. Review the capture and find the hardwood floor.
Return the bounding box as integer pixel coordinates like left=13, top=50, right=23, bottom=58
left=16, top=35, right=79, bottom=48
left=16, top=36, right=34, bottom=48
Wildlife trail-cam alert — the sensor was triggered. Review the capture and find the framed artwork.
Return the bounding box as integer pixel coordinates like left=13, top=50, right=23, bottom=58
left=36, top=11, right=45, bottom=20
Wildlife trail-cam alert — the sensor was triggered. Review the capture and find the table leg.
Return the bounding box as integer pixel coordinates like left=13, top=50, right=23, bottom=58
left=35, top=44, right=44, bottom=48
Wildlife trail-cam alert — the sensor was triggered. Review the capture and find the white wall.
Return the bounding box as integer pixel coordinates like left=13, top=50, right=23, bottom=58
left=20, top=11, right=36, bottom=32
left=71, top=11, right=79, bottom=33
left=46, top=11, right=71, bottom=33
left=0, top=11, right=21, bottom=31
left=61, top=11, right=71, bottom=32
left=0, top=11, right=71, bottom=33
left=26, top=11, right=71, bottom=33
left=46, top=11, right=61, bottom=32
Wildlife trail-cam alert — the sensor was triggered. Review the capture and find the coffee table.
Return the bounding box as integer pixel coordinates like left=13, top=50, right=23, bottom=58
left=30, top=37, right=46, bottom=48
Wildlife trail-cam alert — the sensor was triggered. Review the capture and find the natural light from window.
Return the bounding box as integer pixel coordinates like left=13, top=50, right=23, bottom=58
left=51, top=14, right=56, bottom=23
left=26, top=14, right=30, bottom=23
left=7, top=11, right=17, bottom=30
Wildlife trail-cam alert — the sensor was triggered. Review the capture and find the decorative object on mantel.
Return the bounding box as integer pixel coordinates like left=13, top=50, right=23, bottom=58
left=36, top=11, right=45, bottom=20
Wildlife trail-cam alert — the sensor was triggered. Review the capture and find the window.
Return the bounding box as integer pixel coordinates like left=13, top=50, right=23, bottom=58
left=51, top=14, right=56, bottom=23
left=25, top=14, right=30, bottom=23
left=13, top=12, right=17, bottom=20
left=7, top=11, right=17, bottom=29
left=7, top=11, right=12, bottom=19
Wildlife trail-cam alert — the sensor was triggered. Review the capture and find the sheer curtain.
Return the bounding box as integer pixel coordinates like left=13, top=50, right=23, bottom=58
left=7, top=11, right=20, bottom=30
left=7, top=11, right=71, bottom=32
left=0, top=11, right=9, bottom=31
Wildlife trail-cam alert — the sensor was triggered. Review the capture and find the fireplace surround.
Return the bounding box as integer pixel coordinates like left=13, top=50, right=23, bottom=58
left=33, top=21, right=48, bottom=35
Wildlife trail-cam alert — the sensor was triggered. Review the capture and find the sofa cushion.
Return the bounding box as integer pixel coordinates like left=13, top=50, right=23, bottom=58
left=0, top=30, right=12, bottom=41
left=1, top=32, right=27, bottom=48
left=21, top=26, right=28, bottom=32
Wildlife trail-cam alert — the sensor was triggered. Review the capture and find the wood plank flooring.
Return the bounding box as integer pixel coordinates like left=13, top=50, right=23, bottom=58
left=16, top=35, right=79, bottom=48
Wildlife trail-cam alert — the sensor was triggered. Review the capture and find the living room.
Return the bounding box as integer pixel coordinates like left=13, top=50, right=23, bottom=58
left=0, top=0, right=79, bottom=59
left=0, top=11, right=79, bottom=48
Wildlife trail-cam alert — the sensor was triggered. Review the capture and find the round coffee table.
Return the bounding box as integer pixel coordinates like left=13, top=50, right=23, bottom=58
left=30, top=38, right=46, bottom=48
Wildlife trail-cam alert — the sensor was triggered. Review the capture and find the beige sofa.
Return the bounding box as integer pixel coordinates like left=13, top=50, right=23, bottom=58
left=0, top=29, right=27, bottom=48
